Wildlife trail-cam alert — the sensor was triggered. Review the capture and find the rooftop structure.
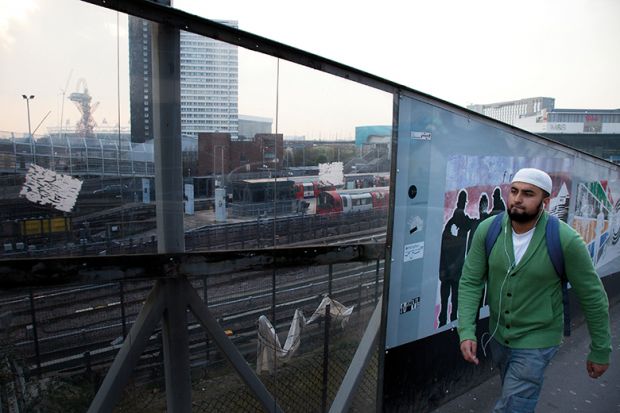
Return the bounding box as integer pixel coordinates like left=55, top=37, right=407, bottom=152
left=467, top=97, right=555, bottom=125
left=470, top=97, right=620, bottom=162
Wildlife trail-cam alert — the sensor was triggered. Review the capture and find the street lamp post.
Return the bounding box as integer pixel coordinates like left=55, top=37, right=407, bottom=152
left=22, top=94, right=35, bottom=164
left=22, top=95, right=35, bottom=138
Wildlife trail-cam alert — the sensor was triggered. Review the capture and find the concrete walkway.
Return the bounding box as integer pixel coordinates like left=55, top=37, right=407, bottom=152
left=433, top=299, right=620, bottom=412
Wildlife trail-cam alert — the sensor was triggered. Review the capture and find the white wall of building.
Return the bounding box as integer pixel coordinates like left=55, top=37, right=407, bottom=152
left=180, top=25, right=239, bottom=137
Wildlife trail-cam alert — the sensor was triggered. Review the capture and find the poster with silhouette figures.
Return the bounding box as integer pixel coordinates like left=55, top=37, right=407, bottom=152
left=385, top=93, right=620, bottom=350
left=434, top=155, right=573, bottom=330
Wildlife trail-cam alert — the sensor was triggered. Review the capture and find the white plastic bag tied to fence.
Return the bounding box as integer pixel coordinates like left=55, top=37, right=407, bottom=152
left=256, top=296, right=354, bottom=373
left=306, top=295, right=354, bottom=328
left=256, top=309, right=305, bottom=374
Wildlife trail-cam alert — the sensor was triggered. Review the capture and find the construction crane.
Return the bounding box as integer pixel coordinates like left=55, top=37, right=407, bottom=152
left=69, top=78, right=99, bottom=138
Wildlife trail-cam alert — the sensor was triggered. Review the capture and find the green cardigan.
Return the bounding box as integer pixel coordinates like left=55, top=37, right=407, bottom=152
left=457, top=212, right=611, bottom=364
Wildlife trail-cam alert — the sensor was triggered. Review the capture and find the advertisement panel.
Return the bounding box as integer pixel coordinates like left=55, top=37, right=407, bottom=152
left=386, top=93, right=620, bottom=349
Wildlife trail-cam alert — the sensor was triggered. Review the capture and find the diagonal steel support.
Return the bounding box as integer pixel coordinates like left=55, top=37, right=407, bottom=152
left=185, top=281, right=285, bottom=413
left=329, top=297, right=382, bottom=413
left=88, top=281, right=167, bottom=413
left=88, top=276, right=283, bottom=412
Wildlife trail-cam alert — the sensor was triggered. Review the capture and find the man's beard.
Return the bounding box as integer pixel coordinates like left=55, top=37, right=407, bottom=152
left=507, top=206, right=540, bottom=223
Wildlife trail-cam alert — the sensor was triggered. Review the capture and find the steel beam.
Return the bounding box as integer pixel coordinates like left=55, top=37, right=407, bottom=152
left=151, top=17, right=184, bottom=254
left=0, top=245, right=384, bottom=290
left=329, top=298, right=382, bottom=413
left=185, top=281, right=284, bottom=413
left=87, top=281, right=167, bottom=413
left=79, top=0, right=400, bottom=96
left=161, top=278, right=192, bottom=412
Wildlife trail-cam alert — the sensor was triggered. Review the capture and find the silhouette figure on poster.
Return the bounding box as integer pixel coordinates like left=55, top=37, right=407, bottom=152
left=438, top=187, right=508, bottom=328
left=467, top=193, right=491, bottom=252
left=438, top=190, right=473, bottom=327
left=492, top=187, right=506, bottom=215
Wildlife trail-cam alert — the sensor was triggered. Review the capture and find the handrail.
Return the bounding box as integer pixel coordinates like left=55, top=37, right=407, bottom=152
left=0, top=243, right=386, bottom=289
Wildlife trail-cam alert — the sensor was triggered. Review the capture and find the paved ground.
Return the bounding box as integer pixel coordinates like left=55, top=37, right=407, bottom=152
left=433, top=299, right=620, bottom=412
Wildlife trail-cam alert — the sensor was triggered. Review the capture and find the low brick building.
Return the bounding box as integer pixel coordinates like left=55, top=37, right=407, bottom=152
left=197, top=132, right=284, bottom=176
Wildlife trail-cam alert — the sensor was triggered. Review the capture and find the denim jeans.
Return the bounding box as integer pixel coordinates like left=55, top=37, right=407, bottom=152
left=490, top=338, right=559, bottom=413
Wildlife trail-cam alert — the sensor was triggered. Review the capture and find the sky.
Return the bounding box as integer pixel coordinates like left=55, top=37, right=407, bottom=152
left=1, top=0, right=619, bottom=138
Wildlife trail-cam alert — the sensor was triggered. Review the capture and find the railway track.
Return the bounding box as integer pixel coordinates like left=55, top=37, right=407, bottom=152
left=4, top=257, right=384, bottom=381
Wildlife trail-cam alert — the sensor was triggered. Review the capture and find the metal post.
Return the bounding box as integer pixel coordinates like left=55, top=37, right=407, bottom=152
left=22, top=95, right=34, bottom=139
left=119, top=281, right=127, bottom=338
left=375, top=260, right=380, bottom=303
left=221, top=145, right=224, bottom=177
left=28, top=289, right=41, bottom=377
left=202, top=275, right=210, bottom=362
left=329, top=299, right=382, bottom=413
left=328, top=264, right=333, bottom=297
left=314, top=215, right=318, bottom=239
left=84, top=351, right=92, bottom=378
left=50, top=138, right=55, bottom=170
left=186, top=284, right=284, bottom=412
left=152, top=20, right=184, bottom=254
left=88, top=282, right=168, bottom=413
left=22, top=94, right=35, bottom=164
left=272, top=59, right=280, bottom=248
left=321, top=303, right=331, bottom=413
left=357, top=271, right=363, bottom=312
left=271, top=262, right=278, bottom=410
left=271, top=265, right=277, bottom=335
left=161, top=278, right=191, bottom=413
left=151, top=12, right=189, bottom=412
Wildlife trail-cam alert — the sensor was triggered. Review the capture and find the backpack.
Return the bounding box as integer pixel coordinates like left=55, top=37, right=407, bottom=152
left=484, top=211, right=571, bottom=336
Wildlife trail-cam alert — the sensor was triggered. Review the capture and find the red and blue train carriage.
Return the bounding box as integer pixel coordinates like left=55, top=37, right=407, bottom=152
left=316, top=187, right=389, bottom=215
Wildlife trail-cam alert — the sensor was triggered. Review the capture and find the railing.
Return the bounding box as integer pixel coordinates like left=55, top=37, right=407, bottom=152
left=0, top=245, right=384, bottom=412
left=0, top=0, right=398, bottom=411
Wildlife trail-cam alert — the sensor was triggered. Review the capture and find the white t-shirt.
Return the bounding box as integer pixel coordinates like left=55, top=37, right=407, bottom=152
left=512, top=227, right=536, bottom=265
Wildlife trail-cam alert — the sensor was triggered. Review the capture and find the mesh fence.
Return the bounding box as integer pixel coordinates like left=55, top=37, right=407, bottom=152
left=0, top=261, right=382, bottom=412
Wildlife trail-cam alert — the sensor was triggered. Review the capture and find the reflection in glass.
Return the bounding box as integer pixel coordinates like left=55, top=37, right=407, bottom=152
left=0, top=1, right=393, bottom=260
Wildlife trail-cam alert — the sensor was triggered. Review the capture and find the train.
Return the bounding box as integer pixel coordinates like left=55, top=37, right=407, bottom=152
left=316, top=187, right=389, bottom=215
left=292, top=172, right=390, bottom=200
left=293, top=181, right=321, bottom=199
left=344, top=172, right=390, bottom=189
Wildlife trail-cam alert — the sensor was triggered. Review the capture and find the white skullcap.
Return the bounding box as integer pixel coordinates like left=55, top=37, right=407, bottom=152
left=511, top=168, right=552, bottom=195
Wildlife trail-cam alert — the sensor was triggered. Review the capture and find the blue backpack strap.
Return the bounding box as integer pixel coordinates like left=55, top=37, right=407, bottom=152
left=546, top=215, right=570, bottom=336
left=485, top=212, right=505, bottom=257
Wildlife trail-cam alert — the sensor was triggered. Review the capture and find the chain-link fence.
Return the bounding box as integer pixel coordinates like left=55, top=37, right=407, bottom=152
left=0, top=260, right=382, bottom=412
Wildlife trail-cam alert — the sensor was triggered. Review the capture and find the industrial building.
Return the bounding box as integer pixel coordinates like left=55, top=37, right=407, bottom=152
left=470, top=98, right=620, bottom=162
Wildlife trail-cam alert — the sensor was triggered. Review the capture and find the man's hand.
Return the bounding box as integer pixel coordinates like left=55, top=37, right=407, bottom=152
left=586, top=360, right=609, bottom=379
left=460, top=339, right=479, bottom=365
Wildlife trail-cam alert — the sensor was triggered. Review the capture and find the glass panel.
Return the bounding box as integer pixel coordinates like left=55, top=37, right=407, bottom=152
left=188, top=44, right=392, bottom=250
left=0, top=0, right=133, bottom=258
left=0, top=2, right=388, bottom=411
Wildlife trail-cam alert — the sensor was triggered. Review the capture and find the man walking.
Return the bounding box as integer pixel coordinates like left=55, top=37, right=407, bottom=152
left=457, top=168, right=611, bottom=412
